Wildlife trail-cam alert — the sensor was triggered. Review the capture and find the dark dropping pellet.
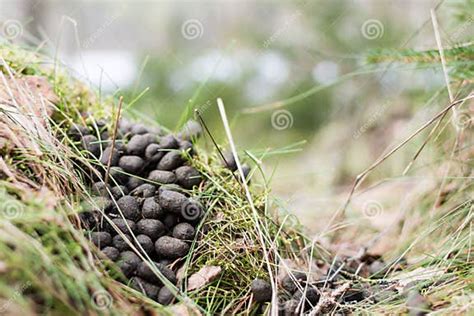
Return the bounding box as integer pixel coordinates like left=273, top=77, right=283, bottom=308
left=172, top=223, right=195, bottom=240
left=282, top=299, right=300, bottom=316
left=112, top=234, right=131, bottom=252
left=141, top=197, right=163, bottom=219
left=118, top=119, right=132, bottom=135
left=251, top=279, right=272, bottom=303
left=157, top=258, right=173, bottom=266
left=157, top=286, right=174, bottom=305
left=159, top=135, right=179, bottom=150
left=109, top=167, right=128, bottom=185
left=222, top=151, right=237, bottom=171
left=100, top=147, right=120, bottom=166
left=179, top=140, right=194, bottom=155
left=360, top=253, right=382, bottom=265
left=101, top=246, right=120, bottom=261
left=118, top=155, right=144, bottom=174
left=117, top=251, right=141, bottom=278
left=91, top=182, right=110, bottom=197
left=79, top=212, right=97, bottom=229
left=131, top=183, right=156, bottom=198
left=110, top=218, right=136, bottom=234
left=158, top=190, right=187, bottom=214
left=82, top=135, right=101, bottom=157
left=145, top=143, right=159, bottom=157
left=158, top=184, right=184, bottom=194
left=100, top=131, right=109, bottom=141
left=110, top=185, right=129, bottom=200
left=136, top=219, right=166, bottom=240
left=281, top=272, right=307, bottom=294
left=68, top=124, right=90, bottom=140
left=136, top=261, right=177, bottom=285
left=143, top=133, right=158, bottom=144
left=157, top=151, right=184, bottom=171
left=145, top=143, right=164, bottom=163
left=114, top=141, right=126, bottom=152
left=116, top=195, right=140, bottom=221
left=127, top=176, right=144, bottom=191
left=95, top=119, right=107, bottom=130
left=241, top=164, right=251, bottom=180
left=162, top=214, right=178, bottom=229
left=292, top=287, right=320, bottom=309
left=148, top=170, right=176, bottom=185
left=135, top=234, right=154, bottom=254
left=155, top=236, right=190, bottom=259
left=130, top=277, right=160, bottom=299
left=90, top=231, right=112, bottom=249
left=130, top=124, right=149, bottom=135
left=127, top=134, right=151, bottom=156
left=175, top=166, right=201, bottom=189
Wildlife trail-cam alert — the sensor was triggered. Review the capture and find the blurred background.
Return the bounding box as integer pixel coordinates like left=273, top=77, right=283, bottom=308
left=1, top=0, right=472, bottom=250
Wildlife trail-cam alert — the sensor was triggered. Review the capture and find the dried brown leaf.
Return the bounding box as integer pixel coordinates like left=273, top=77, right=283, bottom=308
left=187, top=265, right=222, bottom=291
left=169, top=304, right=202, bottom=316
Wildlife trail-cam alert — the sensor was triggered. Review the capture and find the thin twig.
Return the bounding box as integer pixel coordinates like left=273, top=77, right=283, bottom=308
left=403, top=87, right=466, bottom=175
left=104, top=96, right=123, bottom=186
left=431, top=9, right=457, bottom=129
left=195, top=109, right=241, bottom=185
left=217, top=98, right=278, bottom=316
left=310, top=282, right=350, bottom=315
left=329, top=94, right=473, bottom=227
left=402, top=110, right=448, bottom=175
left=431, top=10, right=470, bottom=215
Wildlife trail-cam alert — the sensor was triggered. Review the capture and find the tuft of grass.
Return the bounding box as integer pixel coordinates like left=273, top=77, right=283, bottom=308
left=0, top=43, right=318, bottom=315
left=182, top=149, right=312, bottom=314
left=0, top=43, right=165, bottom=315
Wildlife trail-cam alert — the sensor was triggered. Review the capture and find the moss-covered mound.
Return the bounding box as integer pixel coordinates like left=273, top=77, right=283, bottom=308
left=1, top=43, right=472, bottom=316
